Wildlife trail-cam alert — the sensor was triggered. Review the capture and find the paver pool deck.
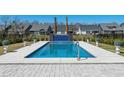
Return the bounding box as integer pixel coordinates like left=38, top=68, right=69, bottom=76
left=0, top=41, right=124, bottom=63
left=1, top=41, right=124, bottom=76
left=1, top=63, right=124, bottom=77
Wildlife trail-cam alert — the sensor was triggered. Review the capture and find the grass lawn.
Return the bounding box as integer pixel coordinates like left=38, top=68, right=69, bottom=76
left=90, top=42, right=124, bottom=56
left=0, top=46, right=3, bottom=55
left=0, top=42, right=32, bottom=55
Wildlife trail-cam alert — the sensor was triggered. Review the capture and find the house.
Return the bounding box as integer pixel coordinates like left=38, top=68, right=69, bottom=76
left=120, top=23, right=124, bottom=32
left=40, top=25, right=53, bottom=34
left=56, top=24, right=74, bottom=34
left=6, top=22, right=32, bottom=37
left=17, top=23, right=32, bottom=36
left=57, top=25, right=66, bottom=34
left=75, top=24, right=100, bottom=35
left=29, top=23, right=53, bottom=35
left=99, top=23, right=123, bottom=34
left=29, top=23, right=42, bottom=35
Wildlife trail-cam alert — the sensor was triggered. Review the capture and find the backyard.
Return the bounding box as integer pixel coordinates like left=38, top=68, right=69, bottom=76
left=1, top=40, right=124, bottom=57
left=0, top=34, right=124, bottom=56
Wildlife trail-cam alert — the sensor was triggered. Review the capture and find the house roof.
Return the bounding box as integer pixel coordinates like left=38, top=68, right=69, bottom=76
left=0, top=24, right=12, bottom=31
left=19, top=23, right=30, bottom=31
left=79, top=24, right=99, bottom=31
left=120, top=23, right=124, bottom=26
left=41, top=25, right=52, bottom=32
left=30, top=24, right=42, bottom=31
left=100, top=23, right=123, bottom=31
left=30, top=24, right=53, bottom=32
left=7, top=23, right=30, bottom=32
left=120, top=23, right=124, bottom=30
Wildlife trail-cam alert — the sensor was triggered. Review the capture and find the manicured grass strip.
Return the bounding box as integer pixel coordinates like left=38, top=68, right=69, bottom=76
left=0, top=42, right=32, bottom=55
left=90, top=42, right=124, bottom=56
left=0, top=46, right=3, bottom=55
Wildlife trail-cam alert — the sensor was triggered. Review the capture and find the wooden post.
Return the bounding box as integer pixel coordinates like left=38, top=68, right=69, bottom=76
left=66, top=16, right=68, bottom=34
left=54, top=17, right=57, bottom=33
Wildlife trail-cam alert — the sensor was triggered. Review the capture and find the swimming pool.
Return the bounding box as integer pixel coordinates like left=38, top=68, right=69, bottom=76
left=26, top=42, right=95, bottom=58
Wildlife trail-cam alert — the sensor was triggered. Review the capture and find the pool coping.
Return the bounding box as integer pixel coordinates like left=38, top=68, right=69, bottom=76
left=0, top=41, right=124, bottom=63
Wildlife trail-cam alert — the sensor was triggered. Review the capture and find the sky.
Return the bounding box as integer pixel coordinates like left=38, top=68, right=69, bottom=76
left=0, top=15, right=124, bottom=24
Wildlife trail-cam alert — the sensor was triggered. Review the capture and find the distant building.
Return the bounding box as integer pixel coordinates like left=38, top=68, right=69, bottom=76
left=75, top=24, right=100, bottom=35
left=99, top=23, right=123, bottom=34
left=40, top=25, right=53, bottom=34
left=7, top=22, right=31, bottom=36
left=29, top=24, right=42, bottom=35
left=1, top=21, right=124, bottom=37
left=120, top=23, right=124, bottom=32
left=29, top=23, right=53, bottom=35
left=57, top=25, right=74, bottom=34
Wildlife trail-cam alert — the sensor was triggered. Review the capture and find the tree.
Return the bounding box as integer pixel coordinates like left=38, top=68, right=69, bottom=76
left=1, top=16, right=11, bottom=39
left=11, top=16, right=20, bottom=33
left=70, top=23, right=74, bottom=32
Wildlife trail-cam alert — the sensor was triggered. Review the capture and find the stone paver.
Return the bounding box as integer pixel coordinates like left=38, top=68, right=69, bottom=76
left=0, top=64, right=124, bottom=77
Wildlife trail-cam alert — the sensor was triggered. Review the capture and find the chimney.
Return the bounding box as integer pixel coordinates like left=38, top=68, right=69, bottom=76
left=66, top=16, right=68, bottom=33
left=54, top=17, right=57, bottom=33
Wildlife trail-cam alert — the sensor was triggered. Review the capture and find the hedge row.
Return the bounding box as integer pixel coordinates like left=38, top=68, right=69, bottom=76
left=73, top=35, right=124, bottom=46
left=0, top=34, right=50, bottom=46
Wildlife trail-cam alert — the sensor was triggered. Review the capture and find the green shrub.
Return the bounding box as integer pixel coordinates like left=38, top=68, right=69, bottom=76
left=22, top=38, right=27, bottom=41
left=73, top=35, right=89, bottom=41
left=16, top=38, right=23, bottom=43
left=0, top=39, right=2, bottom=46
left=73, top=36, right=77, bottom=41
left=90, top=36, right=95, bottom=42
left=40, top=37, right=43, bottom=41
left=82, top=36, right=86, bottom=41
left=73, top=35, right=77, bottom=41
left=114, top=39, right=124, bottom=46
left=2, top=40, right=10, bottom=45
left=96, top=37, right=100, bottom=42
left=78, top=36, right=82, bottom=41
left=101, top=38, right=114, bottom=45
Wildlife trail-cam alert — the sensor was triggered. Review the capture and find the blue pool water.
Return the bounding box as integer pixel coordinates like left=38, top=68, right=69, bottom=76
left=26, top=42, right=94, bottom=58
left=53, top=35, right=69, bottom=41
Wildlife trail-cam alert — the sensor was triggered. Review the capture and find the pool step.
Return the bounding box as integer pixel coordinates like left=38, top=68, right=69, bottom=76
left=53, top=35, right=69, bottom=41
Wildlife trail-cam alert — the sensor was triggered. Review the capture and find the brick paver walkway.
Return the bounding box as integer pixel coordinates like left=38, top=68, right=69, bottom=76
left=0, top=63, right=124, bottom=77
